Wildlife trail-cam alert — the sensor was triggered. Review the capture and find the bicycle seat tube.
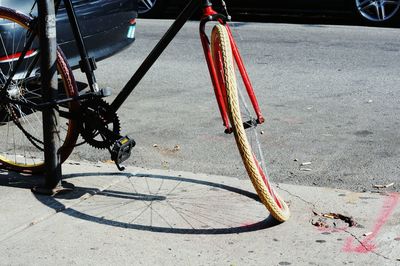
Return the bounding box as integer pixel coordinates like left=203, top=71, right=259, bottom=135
left=62, top=0, right=99, bottom=93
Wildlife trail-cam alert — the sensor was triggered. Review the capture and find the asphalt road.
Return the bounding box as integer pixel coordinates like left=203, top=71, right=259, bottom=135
left=72, top=19, right=400, bottom=193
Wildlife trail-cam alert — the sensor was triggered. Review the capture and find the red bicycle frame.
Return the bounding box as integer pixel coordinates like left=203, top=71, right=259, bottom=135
left=199, top=5, right=265, bottom=134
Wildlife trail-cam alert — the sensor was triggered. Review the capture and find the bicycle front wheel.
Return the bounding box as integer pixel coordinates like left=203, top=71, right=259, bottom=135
left=210, top=24, right=290, bottom=222
left=0, top=7, right=79, bottom=173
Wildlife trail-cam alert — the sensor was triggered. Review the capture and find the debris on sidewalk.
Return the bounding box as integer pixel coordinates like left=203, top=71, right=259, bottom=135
left=67, top=162, right=81, bottom=165
left=299, top=161, right=312, bottom=171
left=372, top=182, right=394, bottom=189
left=162, top=161, right=169, bottom=169
left=311, top=219, right=329, bottom=228
left=311, top=211, right=357, bottom=229
left=173, top=145, right=180, bottom=151
left=153, top=144, right=181, bottom=155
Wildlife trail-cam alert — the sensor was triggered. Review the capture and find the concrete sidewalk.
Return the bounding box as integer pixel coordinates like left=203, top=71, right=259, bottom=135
left=0, top=161, right=399, bottom=265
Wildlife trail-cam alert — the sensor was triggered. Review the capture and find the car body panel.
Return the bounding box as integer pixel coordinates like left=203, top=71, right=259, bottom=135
left=0, top=0, right=138, bottom=68
left=154, top=0, right=363, bottom=22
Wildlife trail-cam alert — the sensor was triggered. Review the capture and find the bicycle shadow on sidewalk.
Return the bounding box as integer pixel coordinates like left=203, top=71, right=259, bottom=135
left=0, top=170, right=282, bottom=234
left=0, top=169, right=44, bottom=189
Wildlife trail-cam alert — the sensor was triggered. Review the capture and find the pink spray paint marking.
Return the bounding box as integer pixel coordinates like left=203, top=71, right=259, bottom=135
left=343, top=193, right=399, bottom=253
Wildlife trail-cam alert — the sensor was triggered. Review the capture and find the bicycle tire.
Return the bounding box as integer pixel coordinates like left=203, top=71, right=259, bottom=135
left=210, top=24, right=290, bottom=222
left=0, top=7, right=79, bottom=173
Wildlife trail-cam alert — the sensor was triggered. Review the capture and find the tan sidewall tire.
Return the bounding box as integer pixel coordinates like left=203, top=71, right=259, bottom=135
left=211, top=24, right=290, bottom=222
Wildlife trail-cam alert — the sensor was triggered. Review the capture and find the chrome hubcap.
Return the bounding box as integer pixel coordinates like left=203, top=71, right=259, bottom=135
left=138, top=0, right=158, bottom=14
left=356, top=0, right=400, bottom=21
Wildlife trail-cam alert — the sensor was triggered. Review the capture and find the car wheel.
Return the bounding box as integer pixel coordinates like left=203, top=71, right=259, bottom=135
left=355, top=0, right=400, bottom=25
left=138, top=0, right=165, bottom=17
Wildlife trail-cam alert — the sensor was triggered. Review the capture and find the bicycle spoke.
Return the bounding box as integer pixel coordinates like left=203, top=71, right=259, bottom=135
left=0, top=7, right=78, bottom=172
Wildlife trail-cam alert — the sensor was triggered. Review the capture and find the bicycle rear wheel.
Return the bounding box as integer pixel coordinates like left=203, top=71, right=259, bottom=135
left=210, top=24, right=290, bottom=222
left=0, top=7, right=79, bottom=173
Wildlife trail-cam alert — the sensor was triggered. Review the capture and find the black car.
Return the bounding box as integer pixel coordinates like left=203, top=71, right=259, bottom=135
left=138, top=0, right=400, bottom=26
left=0, top=0, right=138, bottom=69
left=0, top=0, right=138, bottom=121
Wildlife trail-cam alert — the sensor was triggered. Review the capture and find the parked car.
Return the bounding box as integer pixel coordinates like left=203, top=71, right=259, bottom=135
left=0, top=0, right=138, bottom=69
left=138, top=0, right=400, bottom=26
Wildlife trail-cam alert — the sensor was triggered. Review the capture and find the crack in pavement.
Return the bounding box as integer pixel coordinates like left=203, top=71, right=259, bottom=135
left=278, top=185, right=396, bottom=262
left=343, top=229, right=391, bottom=261
left=277, top=184, right=317, bottom=210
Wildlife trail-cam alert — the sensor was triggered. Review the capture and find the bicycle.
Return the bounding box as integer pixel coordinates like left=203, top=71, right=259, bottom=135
left=0, top=0, right=290, bottom=222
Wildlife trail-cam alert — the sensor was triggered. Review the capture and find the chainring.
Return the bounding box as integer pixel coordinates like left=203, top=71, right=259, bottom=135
left=80, top=98, right=121, bottom=149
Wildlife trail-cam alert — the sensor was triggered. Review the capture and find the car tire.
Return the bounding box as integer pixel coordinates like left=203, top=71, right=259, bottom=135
left=138, top=0, right=166, bottom=18
left=354, top=0, right=400, bottom=26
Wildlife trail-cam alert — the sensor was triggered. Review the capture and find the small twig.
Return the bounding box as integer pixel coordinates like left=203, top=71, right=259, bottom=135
left=372, top=183, right=394, bottom=189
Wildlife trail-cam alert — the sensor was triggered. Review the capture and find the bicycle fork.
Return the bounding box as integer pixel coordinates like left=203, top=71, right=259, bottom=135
left=199, top=14, right=265, bottom=134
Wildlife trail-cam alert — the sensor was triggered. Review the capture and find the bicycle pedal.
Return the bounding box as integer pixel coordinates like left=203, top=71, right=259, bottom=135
left=111, top=136, right=136, bottom=168
left=95, top=87, right=112, bottom=98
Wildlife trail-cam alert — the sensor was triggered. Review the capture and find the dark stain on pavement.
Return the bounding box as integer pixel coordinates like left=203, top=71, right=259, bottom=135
left=354, top=130, right=373, bottom=137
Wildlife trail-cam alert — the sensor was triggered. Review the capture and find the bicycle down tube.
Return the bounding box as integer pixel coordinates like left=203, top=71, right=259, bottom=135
left=109, top=0, right=201, bottom=112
